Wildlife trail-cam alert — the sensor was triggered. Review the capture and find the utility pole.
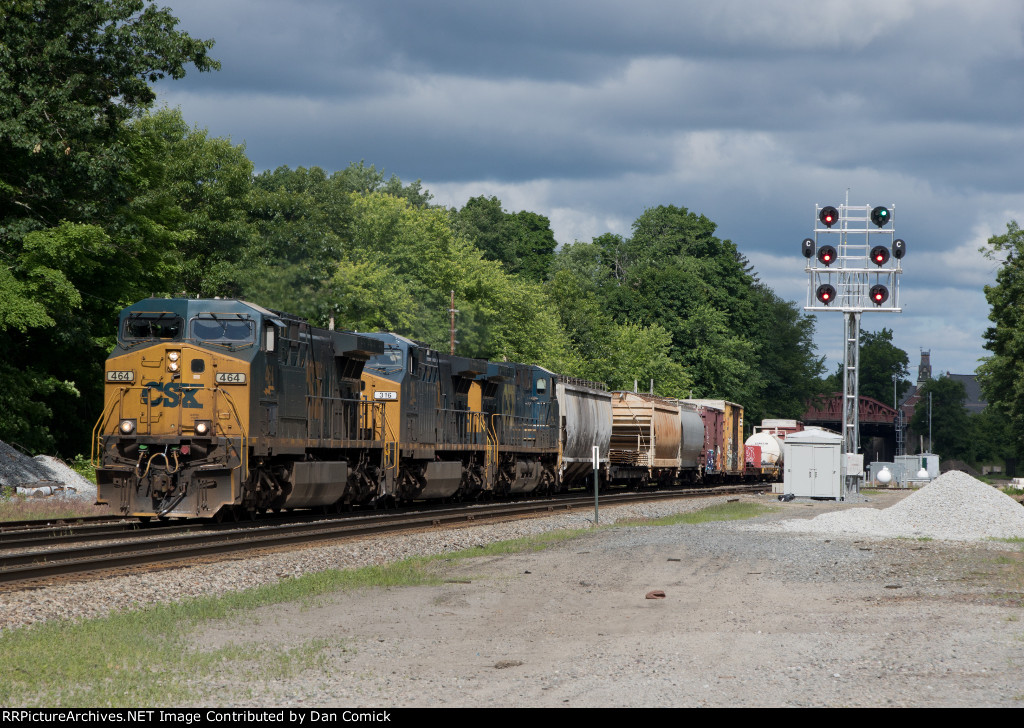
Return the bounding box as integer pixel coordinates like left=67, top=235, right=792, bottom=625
left=449, top=290, right=457, bottom=355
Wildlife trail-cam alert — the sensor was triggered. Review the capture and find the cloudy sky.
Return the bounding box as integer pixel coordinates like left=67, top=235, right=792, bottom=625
left=153, top=0, right=1024, bottom=383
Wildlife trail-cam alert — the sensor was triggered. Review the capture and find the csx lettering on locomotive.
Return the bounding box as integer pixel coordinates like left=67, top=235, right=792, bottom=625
left=140, top=382, right=204, bottom=408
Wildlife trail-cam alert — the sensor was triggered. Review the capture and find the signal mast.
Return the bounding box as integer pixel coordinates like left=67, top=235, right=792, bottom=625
left=802, top=195, right=905, bottom=497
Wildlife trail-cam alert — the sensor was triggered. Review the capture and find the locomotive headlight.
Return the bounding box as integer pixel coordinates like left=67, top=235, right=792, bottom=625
left=119, top=419, right=136, bottom=435
left=168, top=361, right=180, bottom=372
left=167, top=351, right=180, bottom=362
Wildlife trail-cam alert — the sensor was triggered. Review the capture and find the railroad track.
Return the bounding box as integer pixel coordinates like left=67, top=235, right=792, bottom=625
left=0, top=483, right=767, bottom=589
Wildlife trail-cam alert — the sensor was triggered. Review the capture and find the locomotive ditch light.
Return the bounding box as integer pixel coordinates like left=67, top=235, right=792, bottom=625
left=819, top=206, right=839, bottom=228
left=194, top=420, right=212, bottom=436
left=870, top=206, right=891, bottom=227
left=892, top=239, right=906, bottom=259
left=870, top=245, right=890, bottom=266
left=801, top=238, right=815, bottom=258
left=119, top=419, right=136, bottom=435
left=817, top=245, right=837, bottom=266
left=870, top=284, right=889, bottom=306
left=816, top=284, right=836, bottom=305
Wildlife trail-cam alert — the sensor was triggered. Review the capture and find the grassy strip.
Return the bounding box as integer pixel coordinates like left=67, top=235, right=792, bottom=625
left=0, top=501, right=761, bottom=707
left=616, top=501, right=773, bottom=527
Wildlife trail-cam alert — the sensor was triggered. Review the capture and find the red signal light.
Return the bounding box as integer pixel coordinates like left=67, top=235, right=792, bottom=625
left=819, top=206, right=839, bottom=228
left=816, top=284, right=836, bottom=305
left=817, top=245, right=837, bottom=266
left=869, top=284, right=889, bottom=306
left=870, top=246, right=890, bottom=266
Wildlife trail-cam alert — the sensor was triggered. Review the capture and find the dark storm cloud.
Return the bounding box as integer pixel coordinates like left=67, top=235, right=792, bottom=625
left=155, top=0, right=1024, bottom=374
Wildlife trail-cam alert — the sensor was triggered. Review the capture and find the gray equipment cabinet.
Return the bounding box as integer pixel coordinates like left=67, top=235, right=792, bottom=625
left=783, top=429, right=843, bottom=500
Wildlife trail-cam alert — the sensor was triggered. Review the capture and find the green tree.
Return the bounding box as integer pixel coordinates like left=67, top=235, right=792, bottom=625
left=744, top=285, right=824, bottom=421
left=978, top=220, right=1024, bottom=458
left=909, top=377, right=973, bottom=461
left=823, top=328, right=910, bottom=407
left=549, top=205, right=822, bottom=414
left=0, top=1, right=218, bottom=454
left=969, top=406, right=1014, bottom=465
left=452, top=196, right=557, bottom=281
left=0, top=0, right=219, bottom=250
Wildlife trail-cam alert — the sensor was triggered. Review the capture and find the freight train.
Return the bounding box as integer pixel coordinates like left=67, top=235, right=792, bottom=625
left=93, top=298, right=773, bottom=520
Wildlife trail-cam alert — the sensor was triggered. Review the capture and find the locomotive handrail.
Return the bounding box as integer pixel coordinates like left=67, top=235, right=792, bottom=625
left=91, top=387, right=129, bottom=467
left=216, top=387, right=249, bottom=481
left=306, top=394, right=383, bottom=442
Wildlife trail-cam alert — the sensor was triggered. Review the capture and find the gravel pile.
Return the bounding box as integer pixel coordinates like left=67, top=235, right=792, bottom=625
left=767, top=470, right=1024, bottom=542
left=0, top=440, right=97, bottom=500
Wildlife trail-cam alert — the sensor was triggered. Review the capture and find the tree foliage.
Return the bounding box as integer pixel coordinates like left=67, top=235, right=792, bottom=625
left=0, top=1, right=217, bottom=454
left=823, top=328, right=910, bottom=407
left=978, top=219, right=1024, bottom=458
left=451, top=196, right=557, bottom=282
left=909, top=377, right=972, bottom=461
left=549, top=205, right=822, bottom=420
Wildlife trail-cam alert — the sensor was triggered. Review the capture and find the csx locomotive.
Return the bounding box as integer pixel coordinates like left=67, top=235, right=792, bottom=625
left=93, top=298, right=752, bottom=520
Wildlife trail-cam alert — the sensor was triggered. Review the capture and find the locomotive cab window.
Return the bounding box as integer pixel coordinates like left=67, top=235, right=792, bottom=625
left=536, top=378, right=548, bottom=395
left=190, top=316, right=255, bottom=344
left=365, top=344, right=405, bottom=376
left=123, top=314, right=183, bottom=341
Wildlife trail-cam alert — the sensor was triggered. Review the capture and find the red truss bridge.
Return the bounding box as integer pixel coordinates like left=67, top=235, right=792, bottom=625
left=802, top=393, right=897, bottom=438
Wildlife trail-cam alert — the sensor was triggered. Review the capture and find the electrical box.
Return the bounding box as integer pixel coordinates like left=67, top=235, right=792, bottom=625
left=783, top=429, right=843, bottom=499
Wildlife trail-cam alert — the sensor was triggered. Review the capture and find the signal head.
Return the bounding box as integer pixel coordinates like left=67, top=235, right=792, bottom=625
left=869, top=245, right=890, bottom=266
left=869, top=284, right=889, bottom=306
left=870, top=206, right=891, bottom=228
left=816, top=284, right=836, bottom=305
left=892, top=239, right=906, bottom=259
left=801, top=238, right=815, bottom=258
left=817, top=245, right=837, bottom=266
left=819, top=206, right=839, bottom=228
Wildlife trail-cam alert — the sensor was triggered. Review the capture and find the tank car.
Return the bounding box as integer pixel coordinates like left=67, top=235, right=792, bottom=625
left=93, top=298, right=385, bottom=519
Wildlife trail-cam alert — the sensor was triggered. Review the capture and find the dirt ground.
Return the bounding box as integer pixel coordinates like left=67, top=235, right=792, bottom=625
left=194, top=493, right=1024, bottom=708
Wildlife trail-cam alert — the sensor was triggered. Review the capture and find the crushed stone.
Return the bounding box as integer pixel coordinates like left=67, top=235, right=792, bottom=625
left=761, top=470, right=1024, bottom=542
left=0, top=440, right=96, bottom=500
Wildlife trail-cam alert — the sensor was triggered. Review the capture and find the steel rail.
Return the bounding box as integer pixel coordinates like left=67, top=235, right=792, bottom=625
left=0, top=484, right=767, bottom=587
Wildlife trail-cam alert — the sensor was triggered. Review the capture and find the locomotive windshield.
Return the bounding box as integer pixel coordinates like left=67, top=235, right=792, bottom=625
left=190, top=315, right=255, bottom=344
left=365, top=344, right=405, bottom=373
left=122, top=313, right=184, bottom=341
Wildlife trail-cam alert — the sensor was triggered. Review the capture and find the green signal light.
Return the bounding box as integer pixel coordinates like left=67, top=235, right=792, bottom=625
left=871, top=206, right=891, bottom=228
